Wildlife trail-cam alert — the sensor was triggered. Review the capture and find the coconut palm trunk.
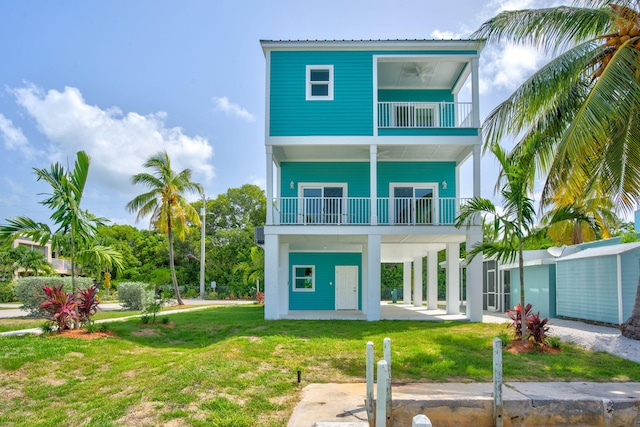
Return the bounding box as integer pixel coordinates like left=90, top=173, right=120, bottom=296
left=167, top=218, right=184, bottom=306
left=621, top=277, right=640, bottom=340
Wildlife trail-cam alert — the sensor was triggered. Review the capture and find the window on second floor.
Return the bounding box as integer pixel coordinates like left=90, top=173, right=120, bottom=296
left=306, top=65, right=333, bottom=100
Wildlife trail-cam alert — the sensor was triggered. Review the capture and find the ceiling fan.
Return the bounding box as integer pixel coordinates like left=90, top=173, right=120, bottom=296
left=401, top=62, right=434, bottom=83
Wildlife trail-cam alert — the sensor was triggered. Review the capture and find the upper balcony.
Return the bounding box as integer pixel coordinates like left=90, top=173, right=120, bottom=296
left=377, top=101, right=473, bottom=130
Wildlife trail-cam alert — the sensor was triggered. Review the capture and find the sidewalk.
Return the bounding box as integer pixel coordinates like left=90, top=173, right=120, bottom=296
left=288, top=382, right=640, bottom=427
left=0, top=299, right=254, bottom=337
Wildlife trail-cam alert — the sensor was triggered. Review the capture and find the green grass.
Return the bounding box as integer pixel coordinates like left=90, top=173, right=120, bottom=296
left=0, top=305, right=638, bottom=427
left=0, top=305, right=215, bottom=333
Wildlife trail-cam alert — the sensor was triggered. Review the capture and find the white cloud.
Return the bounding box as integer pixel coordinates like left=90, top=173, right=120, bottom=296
left=212, top=96, right=254, bottom=122
left=431, top=29, right=463, bottom=40
left=480, top=43, right=546, bottom=93
left=0, top=113, right=37, bottom=159
left=11, top=84, right=215, bottom=196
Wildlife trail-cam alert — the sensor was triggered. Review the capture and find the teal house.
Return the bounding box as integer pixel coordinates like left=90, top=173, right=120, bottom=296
left=260, top=40, right=484, bottom=321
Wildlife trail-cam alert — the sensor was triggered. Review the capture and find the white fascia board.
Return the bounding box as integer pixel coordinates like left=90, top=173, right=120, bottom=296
left=498, top=258, right=557, bottom=270
left=265, top=224, right=471, bottom=237
left=260, top=39, right=484, bottom=53
left=267, top=135, right=481, bottom=146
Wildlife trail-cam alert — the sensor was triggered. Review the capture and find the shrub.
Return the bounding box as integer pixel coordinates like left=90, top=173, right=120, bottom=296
left=117, top=282, right=155, bottom=310
left=255, top=291, right=264, bottom=305
left=547, top=335, right=561, bottom=349
left=527, top=312, right=550, bottom=347
left=507, top=303, right=533, bottom=340
left=77, top=285, right=100, bottom=326
left=41, top=285, right=77, bottom=330
left=185, top=288, right=198, bottom=299
left=0, top=281, right=17, bottom=302
left=15, top=277, right=94, bottom=315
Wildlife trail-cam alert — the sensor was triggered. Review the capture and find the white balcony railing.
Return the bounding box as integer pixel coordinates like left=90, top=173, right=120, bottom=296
left=272, top=197, right=470, bottom=226
left=377, top=102, right=473, bottom=129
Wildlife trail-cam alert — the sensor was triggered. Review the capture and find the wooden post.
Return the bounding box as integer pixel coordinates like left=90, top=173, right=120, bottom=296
left=493, top=337, right=503, bottom=427
left=412, top=414, right=433, bottom=427
left=366, top=341, right=375, bottom=427
left=383, top=337, right=392, bottom=427
left=376, top=360, right=389, bottom=427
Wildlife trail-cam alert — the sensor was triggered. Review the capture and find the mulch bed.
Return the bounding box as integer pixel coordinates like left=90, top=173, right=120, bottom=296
left=505, top=339, right=560, bottom=355
left=47, top=329, right=118, bottom=340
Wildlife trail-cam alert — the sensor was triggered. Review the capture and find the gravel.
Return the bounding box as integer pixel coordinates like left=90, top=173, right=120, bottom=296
left=483, top=314, right=640, bottom=363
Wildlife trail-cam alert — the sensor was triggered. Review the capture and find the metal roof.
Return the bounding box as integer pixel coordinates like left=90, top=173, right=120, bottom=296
left=556, top=241, right=640, bottom=261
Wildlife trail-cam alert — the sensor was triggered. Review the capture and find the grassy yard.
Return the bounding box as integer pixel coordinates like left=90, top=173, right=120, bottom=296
left=0, top=305, right=209, bottom=333
left=1, top=305, right=639, bottom=427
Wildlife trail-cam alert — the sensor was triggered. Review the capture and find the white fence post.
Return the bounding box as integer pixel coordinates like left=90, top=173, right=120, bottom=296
left=493, top=337, right=503, bottom=427
left=366, top=341, right=375, bottom=426
left=376, top=360, right=389, bottom=427
left=383, top=337, right=392, bottom=427
left=412, top=414, right=433, bottom=427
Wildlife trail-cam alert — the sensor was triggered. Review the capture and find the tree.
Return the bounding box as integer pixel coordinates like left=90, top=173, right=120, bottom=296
left=474, top=0, right=640, bottom=339
left=233, top=246, right=264, bottom=295
left=17, top=247, right=53, bottom=276
left=456, top=144, right=537, bottom=342
left=0, top=151, right=123, bottom=289
left=126, top=151, right=203, bottom=305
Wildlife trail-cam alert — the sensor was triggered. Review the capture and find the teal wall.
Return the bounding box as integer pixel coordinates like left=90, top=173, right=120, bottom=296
left=378, top=89, right=453, bottom=103
left=556, top=256, right=619, bottom=324
left=509, top=265, right=556, bottom=318
left=269, top=49, right=478, bottom=136
left=289, top=252, right=362, bottom=311
left=620, top=251, right=640, bottom=320
left=270, top=51, right=373, bottom=136
left=281, top=162, right=370, bottom=197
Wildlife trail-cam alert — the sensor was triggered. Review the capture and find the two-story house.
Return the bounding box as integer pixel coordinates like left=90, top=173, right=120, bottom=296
left=260, top=39, right=484, bottom=321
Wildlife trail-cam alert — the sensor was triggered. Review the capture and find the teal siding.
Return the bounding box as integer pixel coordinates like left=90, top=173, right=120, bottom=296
left=621, top=251, right=640, bottom=320
left=280, top=162, right=370, bottom=197
left=378, top=90, right=454, bottom=103
left=509, top=265, right=556, bottom=318
left=289, top=252, right=362, bottom=311
left=269, top=49, right=479, bottom=136
left=270, top=51, right=373, bottom=136
left=557, top=256, right=619, bottom=324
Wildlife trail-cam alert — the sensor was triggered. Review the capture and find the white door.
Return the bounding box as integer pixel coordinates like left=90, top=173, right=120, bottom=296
left=335, top=266, right=358, bottom=310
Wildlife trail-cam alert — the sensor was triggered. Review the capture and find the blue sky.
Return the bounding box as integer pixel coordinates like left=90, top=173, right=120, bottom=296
left=0, top=0, right=562, bottom=227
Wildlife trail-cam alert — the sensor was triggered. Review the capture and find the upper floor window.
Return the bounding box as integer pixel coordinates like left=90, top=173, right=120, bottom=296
left=306, top=65, right=334, bottom=100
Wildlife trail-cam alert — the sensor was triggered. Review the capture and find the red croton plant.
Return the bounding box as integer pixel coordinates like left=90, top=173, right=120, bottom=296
left=40, top=285, right=100, bottom=331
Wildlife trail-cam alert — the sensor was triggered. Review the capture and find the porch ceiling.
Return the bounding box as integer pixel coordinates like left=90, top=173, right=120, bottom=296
left=377, top=60, right=467, bottom=90
left=273, top=144, right=470, bottom=163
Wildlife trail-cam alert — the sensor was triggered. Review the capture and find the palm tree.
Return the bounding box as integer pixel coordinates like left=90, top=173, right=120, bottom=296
left=233, top=246, right=265, bottom=295
left=126, top=151, right=203, bottom=306
left=475, top=1, right=640, bottom=210
left=18, top=248, right=53, bottom=276
left=0, top=151, right=123, bottom=288
left=473, top=0, right=640, bottom=338
left=456, top=144, right=537, bottom=342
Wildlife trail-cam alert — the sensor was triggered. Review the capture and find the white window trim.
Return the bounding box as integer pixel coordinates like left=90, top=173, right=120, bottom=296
left=292, top=265, right=315, bottom=292
left=389, top=183, right=439, bottom=225
left=306, top=65, right=334, bottom=101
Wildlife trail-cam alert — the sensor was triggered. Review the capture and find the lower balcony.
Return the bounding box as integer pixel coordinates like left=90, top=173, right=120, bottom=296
left=271, top=197, right=470, bottom=226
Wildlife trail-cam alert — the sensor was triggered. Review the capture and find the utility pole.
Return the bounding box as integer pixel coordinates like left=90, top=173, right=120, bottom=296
left=200, top=192, right=206, bottom=299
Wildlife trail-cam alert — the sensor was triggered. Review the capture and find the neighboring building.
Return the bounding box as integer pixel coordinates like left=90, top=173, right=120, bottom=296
left=260, top=39, right=484, bottom=321
left=556, top=242, right=640, bottom=325
left=11, top=236, right=72, bottom=278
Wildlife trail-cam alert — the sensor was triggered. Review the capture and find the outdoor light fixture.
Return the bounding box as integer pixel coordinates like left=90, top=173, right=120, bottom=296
left=441, top=180, right=447, bottom=190
left=290, top=180, right=295, bottom=189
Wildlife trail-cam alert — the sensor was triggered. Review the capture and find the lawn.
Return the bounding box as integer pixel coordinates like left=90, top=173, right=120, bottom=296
left=1, top=305, right=639, bottom=427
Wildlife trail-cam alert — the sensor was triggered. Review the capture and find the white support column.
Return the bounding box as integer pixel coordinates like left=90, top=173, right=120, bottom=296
left=446, top=243, right=460, bottom=315
left=279, top=243, right=289, bottom=316
left=367, top=235, right=381, bottom=321
left=473, top=145, right=481, bottom=199
left=471, top=57, right=481, bottom=129
left=370, top=145, right=378, bottom=225
left=266, top=146, right=274, bottom=225
left=466, top=229, right=483, bottom=321
left=264, top=234, right=280, bottom=319
left=403, top=261, right=412, bottom=305
left=413, top=256, right=423, bottom=308
left=427, top=251, right=438, bottom=310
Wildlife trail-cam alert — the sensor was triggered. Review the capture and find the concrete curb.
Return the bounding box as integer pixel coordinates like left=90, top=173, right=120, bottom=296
left=288, top=382, right=640, bottom=427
